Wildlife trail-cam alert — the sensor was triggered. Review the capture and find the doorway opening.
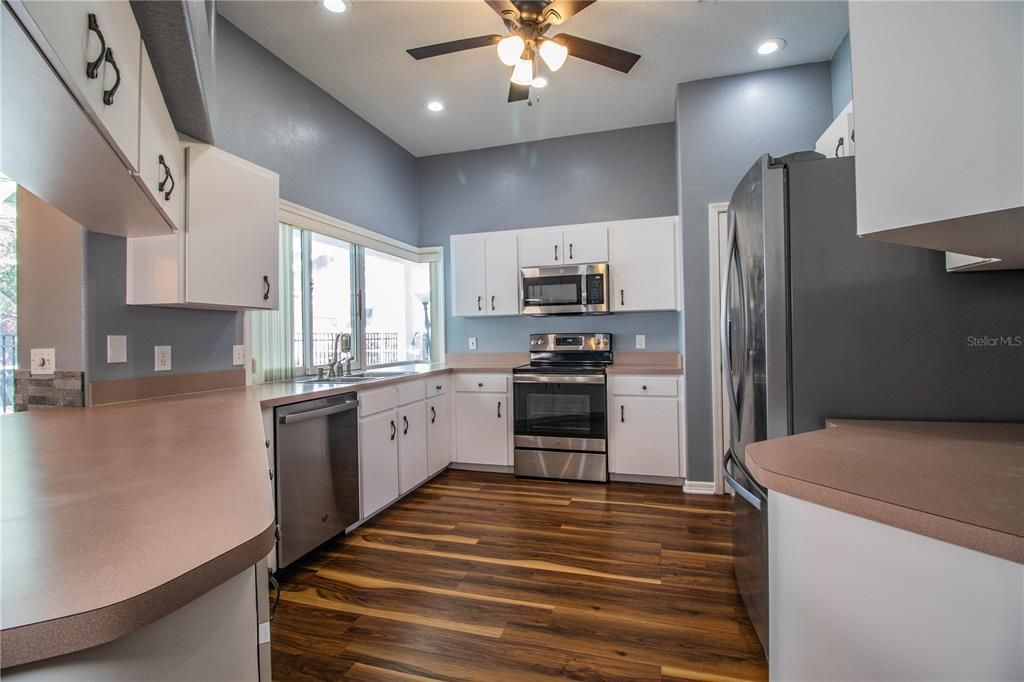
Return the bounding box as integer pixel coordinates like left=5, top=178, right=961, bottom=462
left=0, top=173, right=17, bottom=413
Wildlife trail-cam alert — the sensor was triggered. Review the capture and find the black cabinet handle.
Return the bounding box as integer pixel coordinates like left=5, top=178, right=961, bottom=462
left=263, top=275, right=270, bottom=301
left=431, top=406, right=436, bottom=424
left=478, top=382, right=483, bottom=388
left=620, top=289, right=625, bottom=306
left=642, top=385, right=647, bottom=391
left=554, top=244, right=558, bottom=261
left=569, top=243, right=574, bottom=260
left=157, top=154, right=174, bottom=200
left=403, top=415, right=409, bottom=435
left=435, top=385, right=442, bottom=391
left=497, top=401, right=502, bottom=418
left=102, top=47, right=121, bottom=105
left=834, top=136, right=844, bottom=158
left=86, top=14, right=106, bottom=80
left=477, top=295, right=482, bottom=311
left=491, top=295, right=495, bottom=311
left=390, top=420, right=396, bottom=441
left=620, top=405, right=625, bottom=422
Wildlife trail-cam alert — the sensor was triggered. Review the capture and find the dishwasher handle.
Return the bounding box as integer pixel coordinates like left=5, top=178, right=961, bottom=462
left=279, top=400, right=359, bottom=424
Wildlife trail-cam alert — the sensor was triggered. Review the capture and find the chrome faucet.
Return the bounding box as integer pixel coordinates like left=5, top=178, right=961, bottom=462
left=330, top=332, right=352, bottom=377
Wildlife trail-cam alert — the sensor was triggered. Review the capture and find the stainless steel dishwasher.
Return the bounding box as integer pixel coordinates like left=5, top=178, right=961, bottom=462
left=274, top=392, right=360, bottom=569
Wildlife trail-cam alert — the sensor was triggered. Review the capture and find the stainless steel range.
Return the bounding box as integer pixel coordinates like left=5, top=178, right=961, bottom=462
left=512, top=333, right=611, bottom=482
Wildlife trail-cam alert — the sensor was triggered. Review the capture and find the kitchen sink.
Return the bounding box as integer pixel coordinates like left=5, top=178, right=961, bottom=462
left=297, top=369, right=418, bottom=385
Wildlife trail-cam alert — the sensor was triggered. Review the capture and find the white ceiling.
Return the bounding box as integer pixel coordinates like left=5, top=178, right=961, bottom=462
left=218, top=1, right=849, bottom=157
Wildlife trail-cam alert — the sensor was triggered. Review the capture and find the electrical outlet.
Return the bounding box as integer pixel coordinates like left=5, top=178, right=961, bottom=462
left=154, top=345, right=172, bottom=372
left=107, top=335, right=127, bottom=363
left=468, top=337, right=478, bottom=350
left=635, top=334, right=647, bottom=350
left=232, top=345, right=246, bottom=366
left=30, top=348, right=55, bottom=375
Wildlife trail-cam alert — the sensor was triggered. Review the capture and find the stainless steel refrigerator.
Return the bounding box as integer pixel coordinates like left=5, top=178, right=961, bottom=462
left=720, top=153, right=1024, bottom=657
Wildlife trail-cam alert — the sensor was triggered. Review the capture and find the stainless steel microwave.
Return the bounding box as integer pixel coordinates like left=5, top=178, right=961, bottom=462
left=520, top=263, right=609, bottom=315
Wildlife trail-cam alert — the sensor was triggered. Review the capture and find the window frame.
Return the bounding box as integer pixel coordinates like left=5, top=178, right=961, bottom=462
left=247, top=200, right=444, bottom=383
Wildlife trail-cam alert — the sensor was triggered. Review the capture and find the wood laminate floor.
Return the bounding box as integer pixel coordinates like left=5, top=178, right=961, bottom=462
left=271, top=470, right=768, bottom=681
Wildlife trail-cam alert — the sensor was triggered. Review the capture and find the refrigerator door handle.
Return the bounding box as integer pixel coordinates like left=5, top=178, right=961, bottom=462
left=721, top=215, right=744, bottom=427
left=723, top=450, right=767, bottom=510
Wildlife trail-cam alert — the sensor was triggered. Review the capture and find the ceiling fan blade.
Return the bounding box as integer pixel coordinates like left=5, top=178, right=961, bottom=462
left=556, top=33, right=641, bottom=73
left=484, top=0, right=520, bottom=31
left=407, top=34, right=503, bottom=60
left=541, top=0, right=595, bottom=25
left=508, top=81, right=530, bottom=102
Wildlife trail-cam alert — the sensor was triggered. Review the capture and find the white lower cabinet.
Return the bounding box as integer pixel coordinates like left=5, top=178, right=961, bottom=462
left=359, top=409, right=399, bottom=518
left=608, top=376, right=682, bottom=478
left=398, top=402, right=428, bottom=494
left=426, top=393, right=452, bottom=475
left=454, top=375, right=511, bottom=466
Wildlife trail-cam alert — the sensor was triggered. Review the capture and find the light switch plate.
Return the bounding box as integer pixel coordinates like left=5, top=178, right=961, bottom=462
left=154, top=345, right=172, bottom=372
left=30, top=348, right=55, bottom=375
left=232, top=345, right=246, bottom=366
left=635, top=334, right=647, bottom=350
left=468, top=337, right=478, bottom=350
left=107, top=335, right=127, bottom=364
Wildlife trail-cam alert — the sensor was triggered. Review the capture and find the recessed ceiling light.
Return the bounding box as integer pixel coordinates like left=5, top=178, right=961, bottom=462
left=757, top=38, right=786, bottom=55
left=425, top=100, right=444, bottom=112
left=323, top=0, right=347, bottom=13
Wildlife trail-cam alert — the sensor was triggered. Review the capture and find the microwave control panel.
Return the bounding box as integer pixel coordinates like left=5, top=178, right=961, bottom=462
left=585, top=274, right=605, bottom=304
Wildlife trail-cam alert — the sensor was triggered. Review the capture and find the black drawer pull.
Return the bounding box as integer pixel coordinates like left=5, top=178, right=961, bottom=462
left=403, top=415, right=409, bottom=435
left=497, top=401, right=502, bottom=418
left=263, top=275, right=270, bottom=301
left=390, top=420, right=396, bottom=441
left=102, top=47, right=121, bottom=105
left=431, top=406, right=436, bottom=424
left=86, top=14, right=106, bottom=80
left=157, top=154, right=175, bottom=200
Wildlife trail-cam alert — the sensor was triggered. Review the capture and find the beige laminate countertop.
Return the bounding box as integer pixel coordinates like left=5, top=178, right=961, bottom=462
left=746, top=420, right=1024, bottom=564
left=1, top=356, right=683, bottom=668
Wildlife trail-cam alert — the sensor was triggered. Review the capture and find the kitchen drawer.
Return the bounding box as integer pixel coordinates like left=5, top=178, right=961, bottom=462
left=611, top=376, right=678, bottom=397
left=358, top=386, right=397, bottom=417
left=396, top=379, right=426, bottom=406
left=426, top=375, right=450, bottom=398
left=454, top=374, right=508, bottom=393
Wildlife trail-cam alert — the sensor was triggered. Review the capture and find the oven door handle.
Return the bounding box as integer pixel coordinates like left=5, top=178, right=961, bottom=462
left=513, top=374, right=606, bottom=384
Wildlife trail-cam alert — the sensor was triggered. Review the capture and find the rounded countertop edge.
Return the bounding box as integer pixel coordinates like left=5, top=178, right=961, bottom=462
left=0, top=523, right=277, bottom=670
left=746, top=454, right=1024, bottom=565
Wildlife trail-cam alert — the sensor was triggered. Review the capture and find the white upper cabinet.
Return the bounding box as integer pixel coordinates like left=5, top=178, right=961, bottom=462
left=138, top=47, right=183, bottom=231
left=484, top=234, right=519, bottom=315
left=22, top=1, right=141, bottom=171
left=563, top=225, right=608, bottom=264
left=608, top=217, right=680, bottom=312
left=451, top=234, right=518, bottom=316
left=849, top=1, right=1024, bottom=262
left=518, top=225, right=608, bottom=266
left=127, top=145, right=280, bottom=310
left=518, top=229, right=564, bottom=266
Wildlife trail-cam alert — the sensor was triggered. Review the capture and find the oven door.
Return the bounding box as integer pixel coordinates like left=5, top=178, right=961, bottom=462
left=512, top=374, right=607, bottom=452
left=520, top=264, right=609, bottom=315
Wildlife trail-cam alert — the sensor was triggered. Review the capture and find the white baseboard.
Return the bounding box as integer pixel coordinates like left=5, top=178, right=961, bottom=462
left=683, top=480, right=717, bottom=495
left=610, top=473, right=685, bottom=487
left=448, top=463, right=515, bottom=474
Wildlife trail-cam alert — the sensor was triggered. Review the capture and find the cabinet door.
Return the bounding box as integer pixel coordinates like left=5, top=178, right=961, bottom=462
left=454, top=392, right=509, bottom=466
left=184, top=145, right=279, bottom=309
left=609, top=218, right=678, bottom=312
left=563, top=225, right=608, bottom=264
left=426, top=394, right=452, bottom=475
left=609, top=396, right=680, bottom=477
left=359, top=411, right=399, bottom=518
left=517, top=229, right=563, bottom=266
left=23, top=1, right=141, bottom=169
left=138, top=48, right=183, bottom=230
left=485, top=234, right=519, bottom=316
left=451, top=236, right=487, bottom=317
left=398, top=402, right=428, bottom=494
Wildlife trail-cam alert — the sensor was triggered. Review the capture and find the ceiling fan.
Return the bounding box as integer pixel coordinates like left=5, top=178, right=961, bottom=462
left=407, top=0, right=641, bottom=103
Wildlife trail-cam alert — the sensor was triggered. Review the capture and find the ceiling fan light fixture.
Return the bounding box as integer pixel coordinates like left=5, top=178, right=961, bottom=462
left=531, top=75, right=549, bottom=88
left=539, top=39, right=568, bottom=72
left=497, top=35, right=526, bottom=66
left=510, top=58, right=534, bottom=86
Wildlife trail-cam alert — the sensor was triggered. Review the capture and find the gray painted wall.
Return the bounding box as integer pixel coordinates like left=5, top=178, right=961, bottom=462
left=16, top=187, right=87, bottom=371
left=830, top=33, right=852, bottom=117
left=86, top=233, right=243, bottom=381
left=215, top=19, right=419, bottom=245
left=676, top=62, right=833, bottom=481
left=418, top=123, right=680, bottom=353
